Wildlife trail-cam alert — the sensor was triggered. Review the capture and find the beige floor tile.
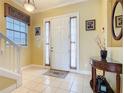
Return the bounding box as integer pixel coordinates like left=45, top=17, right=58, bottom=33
left=56, top=89, right=70, bottom=93
left=11, top=67, right=92, bottom=93
left=60, top=81, right=73, bottom=90
left=70, top=91, right=83, bottom=93
left=42, top=78, right=53, bottom=85
left=27, top=90, right=40, bottom=93
left=33, top=84, right=48, bottom=92
left=23, top=81, right=40, bottom=90
left=71, top=83, right=83, bottom=93
left=11, top=87, right=29, bottom=93
left=42, top=86, right=57, bottom=93
left=48, top=80, right=62, bottom=88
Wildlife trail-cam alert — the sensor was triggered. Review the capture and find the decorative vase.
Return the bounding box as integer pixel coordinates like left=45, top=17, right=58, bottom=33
left=100, top=50, right=107, bottom=60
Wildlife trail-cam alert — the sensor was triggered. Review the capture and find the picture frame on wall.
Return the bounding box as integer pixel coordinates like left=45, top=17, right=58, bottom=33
left=85, top=19, right=96, bottom=31
left=35, top=27, right=41, bottom=36
left=115, top=15, right=122, bottom=28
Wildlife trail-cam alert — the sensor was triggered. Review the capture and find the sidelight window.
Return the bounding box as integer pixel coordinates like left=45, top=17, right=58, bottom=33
left=45, top=21, right=50, bottom=66
left=70, top=17, right=77, bottom=69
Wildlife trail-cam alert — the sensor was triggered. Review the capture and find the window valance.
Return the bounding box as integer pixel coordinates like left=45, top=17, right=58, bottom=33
left=4, top=3, right=30, bottom=25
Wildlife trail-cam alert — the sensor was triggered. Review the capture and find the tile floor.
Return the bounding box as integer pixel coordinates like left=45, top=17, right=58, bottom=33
left=11, top=67, right=92, bottom=93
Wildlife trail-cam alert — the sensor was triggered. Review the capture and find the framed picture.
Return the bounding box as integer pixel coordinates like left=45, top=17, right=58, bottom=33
left=35, top=27, right=41, bottom=36
left=85, top=19, right=96, bottom=31
left=115, top=15, right=122, bottom=28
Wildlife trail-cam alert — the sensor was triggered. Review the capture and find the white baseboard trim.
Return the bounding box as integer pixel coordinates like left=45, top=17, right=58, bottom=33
left=21, top=65, right=33, bottom=71
left=0, top=84, right=17, bottom=93
left=21, top=64, right=43, bottom=71
left=31, top=64, right=43, bottom=68
left=21, top=64, right=91, bottom=75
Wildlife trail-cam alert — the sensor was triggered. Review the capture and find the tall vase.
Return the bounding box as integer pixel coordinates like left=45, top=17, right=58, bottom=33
left=100, top=50, right=107, bottom=60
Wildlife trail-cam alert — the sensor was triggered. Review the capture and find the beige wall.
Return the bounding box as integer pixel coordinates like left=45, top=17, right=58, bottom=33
left=100, top=0, right=123, bottom=63
left=31, top=0, right=123, bottom=71
left=0, top=0, right=32, bottom=67
left=31, top=0, right=103, bottom=71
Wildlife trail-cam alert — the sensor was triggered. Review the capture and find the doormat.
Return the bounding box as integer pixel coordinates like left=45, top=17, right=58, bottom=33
left=43, top=69, right=69, bottom=79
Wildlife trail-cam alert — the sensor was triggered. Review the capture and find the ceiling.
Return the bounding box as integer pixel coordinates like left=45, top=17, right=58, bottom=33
left=14, top=0, right=87, bottom=13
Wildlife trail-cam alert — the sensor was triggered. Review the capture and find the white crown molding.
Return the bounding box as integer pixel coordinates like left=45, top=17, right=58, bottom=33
left=12, top=0, right=88, bottom=14
left=33, top=0, right=88, bottom=13
left=21, top=64, right=33, bottom=71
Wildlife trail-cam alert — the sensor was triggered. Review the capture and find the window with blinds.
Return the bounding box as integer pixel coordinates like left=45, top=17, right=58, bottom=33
left=6, top=17, right=28, bottom=46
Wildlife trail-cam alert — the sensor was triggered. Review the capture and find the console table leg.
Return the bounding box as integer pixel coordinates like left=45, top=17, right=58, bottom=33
left=116, top=74, right=120, bottom=93
left=93, top=67, right=96, bottom=93
left=92, top=67, right=93, bottom=80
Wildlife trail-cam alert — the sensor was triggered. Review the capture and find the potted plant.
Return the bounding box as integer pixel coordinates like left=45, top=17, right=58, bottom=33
left=96, top=28, right=107, bottom=60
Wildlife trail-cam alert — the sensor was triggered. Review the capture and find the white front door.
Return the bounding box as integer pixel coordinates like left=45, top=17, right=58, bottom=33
left=50, top=16, right=70, bottom=71
left=44, top=13, right=79, bottom=71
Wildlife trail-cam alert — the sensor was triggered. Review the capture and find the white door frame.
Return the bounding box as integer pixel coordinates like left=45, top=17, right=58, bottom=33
left=43, top=12, right=80, bottom=71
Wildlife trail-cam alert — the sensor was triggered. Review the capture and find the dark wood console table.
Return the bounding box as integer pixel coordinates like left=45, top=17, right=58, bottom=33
left=90, top=57, right=122, bottom=93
